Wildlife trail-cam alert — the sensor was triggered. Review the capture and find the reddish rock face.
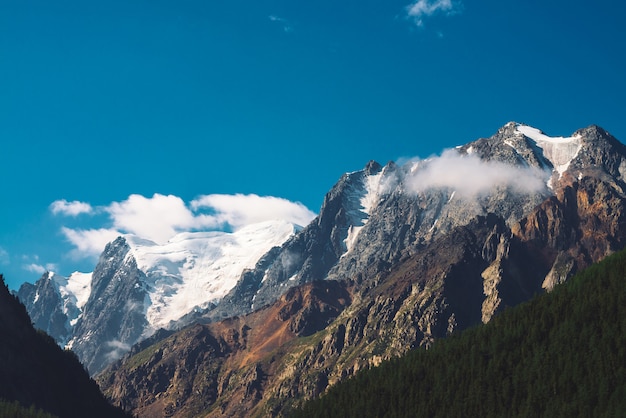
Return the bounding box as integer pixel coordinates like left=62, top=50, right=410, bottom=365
left=99, top=279, right=351, bottom=417
left=513, top=176, right=626, bottom=282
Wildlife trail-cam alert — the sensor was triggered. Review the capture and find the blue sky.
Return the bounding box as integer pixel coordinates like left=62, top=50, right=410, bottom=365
left=1, top=0, right=625, bottom=290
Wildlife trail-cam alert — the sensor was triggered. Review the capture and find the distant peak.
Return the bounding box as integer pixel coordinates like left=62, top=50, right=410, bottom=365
left=111, top=235, right=128, bottom=246
left=574, top=124, right=612, bottom=140
left=124, top=234, right=159, bottom=248
left=364, top=160, right=382, bottom=175
left=99, top=235, right=131, bottom=259
left=484, top=121, right=523, bottom=140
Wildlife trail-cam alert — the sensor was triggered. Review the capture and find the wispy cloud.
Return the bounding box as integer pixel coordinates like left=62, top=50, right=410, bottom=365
left=191, top=194, right=316, bottom=230
left=52, top=193, right=317, bottom=262
left=401, top=149, right=549, bottom=197
left=23, top=263, right=46, bottom=275
left=105, top=339, right=132, bottom=362
left=23, top=261, right=58, bottom=275
left=269, top=15, right=294, bottom=32
left=61, top=227, right=122, bottom=260
left=0, top=247, right=8, bottom=265
left=406, top=0, right=462, bottom=26
left=50, top=199, right=94, bottom=216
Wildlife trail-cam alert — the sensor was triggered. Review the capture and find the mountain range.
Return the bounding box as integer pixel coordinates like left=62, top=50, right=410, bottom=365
left=16, top=122, right=626, bottom=416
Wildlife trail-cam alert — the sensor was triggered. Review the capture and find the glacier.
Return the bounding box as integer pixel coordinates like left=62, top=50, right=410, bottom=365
left=126, top=219, right=296, bottom=330
left=516, top=124, right=582, bottom=178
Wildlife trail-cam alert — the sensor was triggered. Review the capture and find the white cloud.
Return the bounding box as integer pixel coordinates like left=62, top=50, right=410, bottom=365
left=403, top=149, right=549, bottom=197
left=106, top=194, right=217, bottom=244
left=61, top=227, right=121, bottom=260
left=24, top=263, right=46, bottom=274
left=105, top=339, right=132, bottom=362
left=23, top=262, right=58, bottom=275
left=50, top=199, right=94, bottom=216
left=406, top=0, right=462, bottom=26
left=191, top=193, right=317, bottom=229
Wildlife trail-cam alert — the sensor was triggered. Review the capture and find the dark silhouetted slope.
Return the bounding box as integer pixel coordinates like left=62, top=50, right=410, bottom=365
left=0, top=276, right=130, bottom=418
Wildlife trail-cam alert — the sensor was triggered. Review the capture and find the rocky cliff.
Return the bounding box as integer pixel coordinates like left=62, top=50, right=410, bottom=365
left=68, top=237, right=149, bottom=374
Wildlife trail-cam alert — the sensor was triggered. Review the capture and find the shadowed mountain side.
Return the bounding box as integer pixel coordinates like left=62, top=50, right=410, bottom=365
left=0, top=276, right=130, bottom=418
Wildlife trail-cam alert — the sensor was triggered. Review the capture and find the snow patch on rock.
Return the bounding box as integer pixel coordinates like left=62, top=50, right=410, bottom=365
left=516, top=124, right=582, bottom=178
left=343, top=171, right=384, bottom=254
left=48, top=271, right=92, bottom=327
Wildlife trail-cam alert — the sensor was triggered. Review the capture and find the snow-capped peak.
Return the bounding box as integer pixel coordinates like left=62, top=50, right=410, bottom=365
left=516, top=124, right=582, bottom=178
left=64, top=272, right=92, bottom=311
left=44, top=271, right=92, bottom=328
left=125, top=219, right=297, bottom=330
left=343, top=170, right=384, bottom=254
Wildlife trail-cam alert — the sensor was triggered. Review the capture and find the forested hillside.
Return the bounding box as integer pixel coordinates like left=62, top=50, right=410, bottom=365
left=294, top=247, right=626, bottom=417
left=0, top=399, right=57, bottom=418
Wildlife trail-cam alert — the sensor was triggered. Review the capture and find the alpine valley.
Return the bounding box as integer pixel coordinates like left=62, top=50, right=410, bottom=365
left=16, top=122, right=626, bottom=417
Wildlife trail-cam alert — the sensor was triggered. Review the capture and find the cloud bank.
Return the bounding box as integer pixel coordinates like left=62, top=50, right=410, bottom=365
left=406, top=0, right=462, bottom=26
left=50, top=193, right=317, bottom=261
left=402, top=149, right=549, bottom=197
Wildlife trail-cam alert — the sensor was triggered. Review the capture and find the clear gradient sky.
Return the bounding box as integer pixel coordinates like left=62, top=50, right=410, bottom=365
left=1, top=0, right=625, bottom=289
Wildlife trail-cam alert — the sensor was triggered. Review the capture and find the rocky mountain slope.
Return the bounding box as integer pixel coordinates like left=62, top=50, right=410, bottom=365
left=0, top=275, right=130, bottom=418
left=98, top=122, right=626, bottom=417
